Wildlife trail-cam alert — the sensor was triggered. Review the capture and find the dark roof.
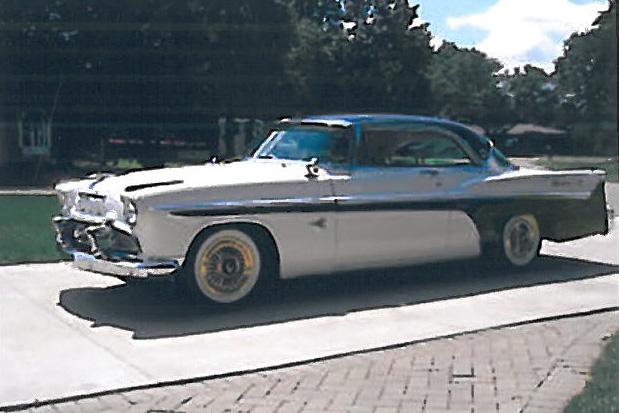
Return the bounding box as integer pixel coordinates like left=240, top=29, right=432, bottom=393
left=297, top=113, right=463, bottom=127
left=280, top=114, right=490, bottom=154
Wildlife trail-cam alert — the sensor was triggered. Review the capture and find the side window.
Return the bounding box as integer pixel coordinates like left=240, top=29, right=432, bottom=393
left=356, top=127, right=472, bottom=167
left=257, top=126, right=352, bottom=164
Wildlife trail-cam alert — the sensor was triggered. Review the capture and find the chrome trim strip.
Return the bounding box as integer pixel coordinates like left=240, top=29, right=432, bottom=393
left=279, top=118, right=353, bottom=128
left=72, top=252, right=177, bottom=278
left=485, top=171, right=602, bottom=181
left=155, top=191, right=592, bottom=216
left=68, top=209, right=107, bottom=225
left=154, top=196, right=338, bottom=213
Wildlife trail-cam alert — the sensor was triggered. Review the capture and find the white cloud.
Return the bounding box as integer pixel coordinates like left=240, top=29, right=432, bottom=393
left=429, top=35, right=444, bottom=50
left=447, top=0, right=608, bottom=73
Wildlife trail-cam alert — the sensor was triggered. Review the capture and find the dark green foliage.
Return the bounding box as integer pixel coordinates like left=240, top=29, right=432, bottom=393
left=286, top=2, right=433, bottom=115
left=555, top=1, right=618, bottom=155
left=0, top=0, right=616, bottom=158
left=564, top=331, right=619, bottom=413
left=0, top=0, right=294, bottom=160
left=498, top=66, right=561, bottom=125
left=429, top=43, right=508, bottom=125
left=556, top=1, right=617, bottom=123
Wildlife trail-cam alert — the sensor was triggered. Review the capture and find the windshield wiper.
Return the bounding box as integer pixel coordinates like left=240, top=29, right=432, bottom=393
left=257, top=155, right=275, bottom=159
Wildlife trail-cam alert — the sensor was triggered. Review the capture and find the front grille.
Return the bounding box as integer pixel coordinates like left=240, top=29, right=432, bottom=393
left=88, top=226, right=141, bottom=261
left=76, top=192, right=108, bottom=218
left=54, top=218, right=141, bottom=260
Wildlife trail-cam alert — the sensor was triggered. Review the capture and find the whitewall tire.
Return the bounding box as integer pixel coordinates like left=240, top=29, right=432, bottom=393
left=501, top=214, right=541, bottom=267
left=186, top=229, right=264, bottom=304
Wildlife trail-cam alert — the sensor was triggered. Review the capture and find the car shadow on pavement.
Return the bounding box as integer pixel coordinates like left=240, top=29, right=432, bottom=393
left=58, top=255, right=618, bottom=340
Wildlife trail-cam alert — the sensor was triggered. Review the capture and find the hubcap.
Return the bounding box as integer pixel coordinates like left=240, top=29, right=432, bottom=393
left=194, top=231, right=260, bottom=303
left=503, top=215, right=540, bottom=266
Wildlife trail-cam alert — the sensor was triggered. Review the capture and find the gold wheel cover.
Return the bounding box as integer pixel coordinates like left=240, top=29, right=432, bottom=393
left=196, top=235, right=258, bottom=297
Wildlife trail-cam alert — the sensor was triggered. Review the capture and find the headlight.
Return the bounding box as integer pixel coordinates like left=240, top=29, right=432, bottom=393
left=57, top=192, right=73, bottom=214
left=57, top=192, right=66, bottom=207
left=122, top=197, right=138, bottom=225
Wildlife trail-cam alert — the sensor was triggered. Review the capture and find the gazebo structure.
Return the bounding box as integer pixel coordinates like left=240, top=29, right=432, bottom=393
left=493, top=123, right=567, bottom=156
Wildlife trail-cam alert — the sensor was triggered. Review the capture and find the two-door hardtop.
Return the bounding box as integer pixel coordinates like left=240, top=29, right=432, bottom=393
left=54, top=114, right=611, bottom=304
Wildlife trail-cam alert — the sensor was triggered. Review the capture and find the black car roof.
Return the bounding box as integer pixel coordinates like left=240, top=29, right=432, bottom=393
left=280, top=114, right=489, bottom=153
left=299, top=114, right=462, bottom=127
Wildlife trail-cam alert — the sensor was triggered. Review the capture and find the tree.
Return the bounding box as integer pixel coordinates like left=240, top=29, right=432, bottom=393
left=428, top=42, right=508, bottom=125
left=555, top=1, right=616, bottom=122
left=0, top=0, right=294, bottom=163
left=286, top=0, right=434, bottom=115
left=554, top=1, right=617, bottom=154
left=498, top=65, right=560, bottom=125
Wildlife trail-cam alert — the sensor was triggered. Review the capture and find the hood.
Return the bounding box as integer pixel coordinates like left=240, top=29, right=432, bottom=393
left=90, top=159, right=320, bottom=197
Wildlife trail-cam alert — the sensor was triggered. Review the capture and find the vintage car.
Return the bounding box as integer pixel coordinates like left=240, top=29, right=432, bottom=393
left=53, top=114, right=612, bottom=304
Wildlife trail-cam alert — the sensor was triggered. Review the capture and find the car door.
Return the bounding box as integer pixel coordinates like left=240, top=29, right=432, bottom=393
left=246, top=168, right=338, bottom=278
left=246, top=124, right=354, bottom=278
left=408, top=125, right=487, bottom=259
left=331, top=123, right=453, bottom=272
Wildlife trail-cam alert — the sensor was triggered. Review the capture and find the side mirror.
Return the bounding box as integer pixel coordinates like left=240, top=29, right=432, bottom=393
left=479, top=140, right=494, bottom=160
left=305, top=157, right=320, bottom=179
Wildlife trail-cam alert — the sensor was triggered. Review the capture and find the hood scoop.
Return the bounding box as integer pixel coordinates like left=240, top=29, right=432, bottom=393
left=125, top=180, right=183, bottom=192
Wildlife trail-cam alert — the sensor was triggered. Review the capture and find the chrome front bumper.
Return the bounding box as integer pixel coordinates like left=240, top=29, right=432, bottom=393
left=72, top=252, right=177, bottom=278
left=53, top=215, right=179, bottom=279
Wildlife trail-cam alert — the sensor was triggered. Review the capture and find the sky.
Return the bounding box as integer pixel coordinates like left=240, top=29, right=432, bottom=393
left=416, top=0, right=610, bottom=73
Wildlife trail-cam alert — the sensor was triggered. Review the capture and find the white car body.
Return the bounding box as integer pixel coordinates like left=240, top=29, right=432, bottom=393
left=53, top=115, right=611, bottom=281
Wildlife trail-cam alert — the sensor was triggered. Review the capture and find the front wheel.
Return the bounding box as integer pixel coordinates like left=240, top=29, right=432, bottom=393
left=500, top=214, right=541, bottom=267
left=180, top=228, right=266, bottom=304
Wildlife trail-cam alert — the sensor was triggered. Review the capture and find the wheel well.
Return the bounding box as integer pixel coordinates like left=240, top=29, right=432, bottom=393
left=185, top=222, right=281, bottom=278
left=470, top=206, right=546, bottom=245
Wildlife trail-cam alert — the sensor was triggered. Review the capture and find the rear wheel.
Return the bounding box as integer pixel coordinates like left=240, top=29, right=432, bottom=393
left=500, top=214, right=541, bottom=267
left=180, top=228, right=269, bottom=304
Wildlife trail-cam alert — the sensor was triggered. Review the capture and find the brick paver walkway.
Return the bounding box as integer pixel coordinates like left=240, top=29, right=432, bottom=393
left=15, top=311, right=619, bottom=413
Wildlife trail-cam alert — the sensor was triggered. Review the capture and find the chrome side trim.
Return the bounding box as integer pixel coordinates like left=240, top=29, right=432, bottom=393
left=154, top=191, right=594, bottom=216
left=154, top=196, right=338, bottom=213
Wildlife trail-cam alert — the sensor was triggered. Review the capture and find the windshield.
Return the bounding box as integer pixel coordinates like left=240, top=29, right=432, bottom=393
left=253, top=126, right=352, bottom=164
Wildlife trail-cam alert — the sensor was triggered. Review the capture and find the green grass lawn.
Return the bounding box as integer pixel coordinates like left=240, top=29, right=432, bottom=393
left=536, top=158, right=619, bottom=183
left=0, top=195, right=66, bottom=264
left=564, top=330, right=619, bottom=413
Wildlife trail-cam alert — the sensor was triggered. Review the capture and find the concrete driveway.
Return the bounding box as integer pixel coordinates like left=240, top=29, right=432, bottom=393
left=1, top=216, right=618, bottom=409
